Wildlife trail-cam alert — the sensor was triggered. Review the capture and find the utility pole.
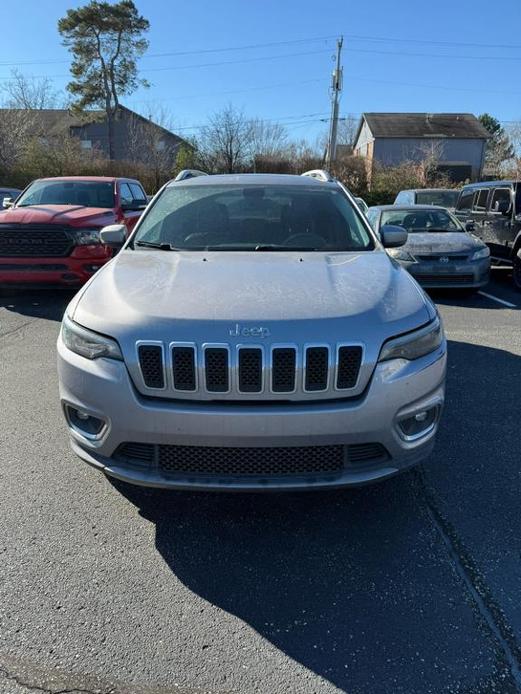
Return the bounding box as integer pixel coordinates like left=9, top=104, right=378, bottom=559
left=326, top=36, right=343, bottom=171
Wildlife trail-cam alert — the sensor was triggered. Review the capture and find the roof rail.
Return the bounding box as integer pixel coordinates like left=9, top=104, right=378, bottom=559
left=174, top=169, right=209, bottom=182
left=301, top=169, right=335, bottom=183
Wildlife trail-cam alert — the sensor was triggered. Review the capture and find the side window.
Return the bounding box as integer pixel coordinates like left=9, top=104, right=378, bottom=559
left=395, top=192, right=405, bottom=204
left=120, top=183, right=133, bottom=206
left=129, top=182, right=147, bottom=204
left=490, top=188, right=512, bottom=213
left=456, top=189, right=475, bottom=212
left=473, top=189, right=489, bottom=211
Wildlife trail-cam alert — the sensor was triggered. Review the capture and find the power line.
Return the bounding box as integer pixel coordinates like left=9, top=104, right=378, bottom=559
left=127, top=78, right=324, bottom=105
left=344, top=46, right=521, bottom=62
left=343, top=33, right=521, bottom=51
left=0, top=48, right=334, bottom=81
left=350, top=75, right=521, bottom=96
left=0, top=36, right=336, bottom=68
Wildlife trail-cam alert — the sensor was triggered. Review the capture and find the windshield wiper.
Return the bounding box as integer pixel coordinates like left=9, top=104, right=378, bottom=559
left=134, top=240, right=177, bottom=250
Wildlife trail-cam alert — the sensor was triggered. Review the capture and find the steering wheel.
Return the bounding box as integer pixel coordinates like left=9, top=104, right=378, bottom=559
left=283, top=232, right=327, bottom=248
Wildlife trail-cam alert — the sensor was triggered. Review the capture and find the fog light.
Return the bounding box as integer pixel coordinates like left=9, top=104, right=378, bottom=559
left=65, top=405, right=106, bottom=438
left=398, top=406, right=438, bottom=440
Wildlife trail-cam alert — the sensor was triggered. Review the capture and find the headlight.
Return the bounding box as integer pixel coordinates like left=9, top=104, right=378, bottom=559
left=73, top=228, right=102, bottom=245
left=61, top=314, right=123, bottom=360
left=379, top=317, right=443, bottom=362
left=388, top=248, right=416, bottom=262
left=470, top=247, right=490, bottom=261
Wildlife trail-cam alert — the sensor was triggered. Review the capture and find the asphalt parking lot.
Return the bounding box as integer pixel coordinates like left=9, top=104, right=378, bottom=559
left=1, top=271, right=521, bottom=694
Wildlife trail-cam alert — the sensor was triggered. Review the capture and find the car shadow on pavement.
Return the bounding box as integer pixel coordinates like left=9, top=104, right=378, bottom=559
left=111, top=338, right=520, bottom=693
left=0, top=288, right=75, bottom=321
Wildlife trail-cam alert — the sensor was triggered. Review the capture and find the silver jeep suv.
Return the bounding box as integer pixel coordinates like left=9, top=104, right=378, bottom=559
left=57, top=171, right=446, bottom=490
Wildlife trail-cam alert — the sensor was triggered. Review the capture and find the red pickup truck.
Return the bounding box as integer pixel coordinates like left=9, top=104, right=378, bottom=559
left=0, top=176, right=148, bottom=287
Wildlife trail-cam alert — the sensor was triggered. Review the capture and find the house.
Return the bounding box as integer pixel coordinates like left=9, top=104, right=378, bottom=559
left=0, top=105, right=187, bottom=167
left=353, top=113, right=489, bottom=182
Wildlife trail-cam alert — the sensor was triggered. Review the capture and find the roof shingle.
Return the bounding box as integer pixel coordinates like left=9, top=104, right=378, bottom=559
left=361, top=113, right=489, bottom=139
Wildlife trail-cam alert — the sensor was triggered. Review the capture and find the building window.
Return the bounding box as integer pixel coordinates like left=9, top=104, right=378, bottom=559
left=80, top=140, right=92, bottom=150
left=155, top=140, right=166, bottom=152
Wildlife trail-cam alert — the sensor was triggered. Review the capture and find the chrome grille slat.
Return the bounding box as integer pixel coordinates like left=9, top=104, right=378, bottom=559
left=136, top=341, right=363, bottom=399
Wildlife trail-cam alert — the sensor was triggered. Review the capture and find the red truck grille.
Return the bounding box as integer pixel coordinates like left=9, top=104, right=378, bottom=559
left=0, top=226, right=72, bottom=257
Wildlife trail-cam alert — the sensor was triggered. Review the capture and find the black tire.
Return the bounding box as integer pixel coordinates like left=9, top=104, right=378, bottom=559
left=513, top=252, right=521, bottom=292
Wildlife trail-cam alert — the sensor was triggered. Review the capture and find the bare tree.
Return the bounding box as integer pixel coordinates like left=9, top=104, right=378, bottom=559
left=250, top=120, right=288, bottom=159
left=198, top=104, right=253, bottom=173
left=337, top=114, right=359, bottom=147
left=0, top=108, right=36, bottom=175
left=3, top=70, right=61, bottom=109
left=126, top=107, right=180, bottom=188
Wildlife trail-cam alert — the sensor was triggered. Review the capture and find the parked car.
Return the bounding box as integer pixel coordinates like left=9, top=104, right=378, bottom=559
left=366, top=205, right=490, bottom=290
left=354, top=196, right=369, bottom=215
left=394, top=188, right=460, bottom=211
left=454, top=180, right=521, bottom=290
left=58, top=170, right=446, bottom=491
left=0, top=176, right=148, bottom=287
left=0, top=187, right=21, bottom=206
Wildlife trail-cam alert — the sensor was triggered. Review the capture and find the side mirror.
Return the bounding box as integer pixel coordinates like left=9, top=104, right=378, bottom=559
left=381, top=224, right=408, bottom=248
left=2, top=197, right=14, bottom=209
left=495, top=200, right=510, bottom=215
left=465, top=220, right=476, bottom=232
left=100, top=224, right=126, bottom=248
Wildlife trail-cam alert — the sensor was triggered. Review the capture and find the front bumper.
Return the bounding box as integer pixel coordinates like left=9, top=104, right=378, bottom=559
left=58, top=337, right=447, bottom=490
left=0, top=248, right=111, bottom=287
left=400, top=258, right=490, bottom=288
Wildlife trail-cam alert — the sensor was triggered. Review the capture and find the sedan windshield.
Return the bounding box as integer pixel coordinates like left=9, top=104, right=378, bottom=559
left=17, top=180, right=115, bottom=208
left=381, top=209, right=462, bottom=233
left=133, top=184, right=375, bottom=251
left=415, top=190, right=459, bottom=207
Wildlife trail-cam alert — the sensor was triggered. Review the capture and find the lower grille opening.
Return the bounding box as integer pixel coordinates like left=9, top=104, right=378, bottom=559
left=114, top=442, right=390, bottom=477
left=415, top=274, right=474, bottom=284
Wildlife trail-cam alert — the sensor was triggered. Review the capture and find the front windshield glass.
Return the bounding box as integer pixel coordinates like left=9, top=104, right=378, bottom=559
left=17, top=180, right=115, bottom=208
left=133, top=184, right=375, bottom=251
left=415, top=190, right=459, bottom=207
left=381, top=208, right=461, bottom=233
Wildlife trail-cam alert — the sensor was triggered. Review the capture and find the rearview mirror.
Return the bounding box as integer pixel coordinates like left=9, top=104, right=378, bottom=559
left=100, top=224, right=126, bottom=248
left=465, top=220, right=475, bottom=232
left=381, top=225, right=408, bottom=248
left=2, top=197, right=14, bottom=209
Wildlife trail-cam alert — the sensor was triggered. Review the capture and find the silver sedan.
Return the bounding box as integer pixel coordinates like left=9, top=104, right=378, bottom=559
left=367, top=205, right=490, bottom=290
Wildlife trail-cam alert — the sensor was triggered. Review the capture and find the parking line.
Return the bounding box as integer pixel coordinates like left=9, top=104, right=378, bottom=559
left=478, top=291, right=517, bottom=308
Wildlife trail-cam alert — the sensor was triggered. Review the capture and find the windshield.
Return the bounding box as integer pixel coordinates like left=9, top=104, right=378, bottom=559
left=17, top=180, right=115, bottom=208
left=381, top=208, right=462, bottom=233
left=133, top=184, right=375, bottom=251
left=415, top=190, right=459, bottom=207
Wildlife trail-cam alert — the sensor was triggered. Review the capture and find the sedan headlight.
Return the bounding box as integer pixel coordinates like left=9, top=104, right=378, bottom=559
left=470, top=247, right=490, bottom=261
left=61, top=314, right=123, bottom=360
left=379, top=317, right=443, bottom=362
left=73, top=228, right=102, bottom=245
left=388, top=248, right=416, bottom=262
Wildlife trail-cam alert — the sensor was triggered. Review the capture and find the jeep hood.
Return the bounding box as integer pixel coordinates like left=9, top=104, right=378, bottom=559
left=0, top=205, right=116, bottom=227
left=72, top=249, right=432, bottom=349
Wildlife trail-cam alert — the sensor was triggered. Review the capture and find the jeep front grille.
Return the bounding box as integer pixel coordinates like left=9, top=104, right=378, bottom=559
left=136, top=342, right=363, bottom=400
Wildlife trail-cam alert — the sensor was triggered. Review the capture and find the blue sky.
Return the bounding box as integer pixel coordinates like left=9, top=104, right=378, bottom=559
left=1, top=0, right=520, bottom=143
